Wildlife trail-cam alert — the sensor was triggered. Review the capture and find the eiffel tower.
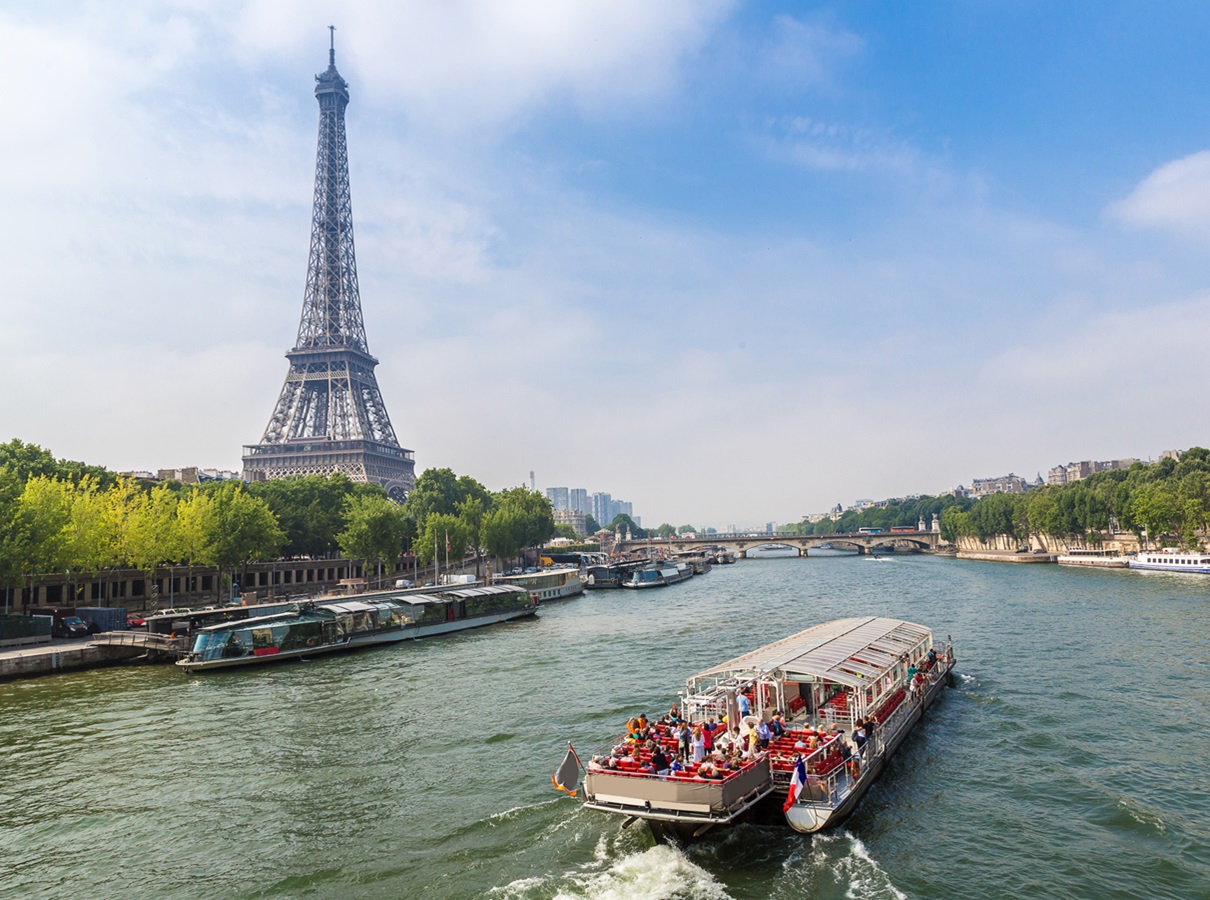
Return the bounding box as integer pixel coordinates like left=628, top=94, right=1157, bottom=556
left=243, top=30, right=414, bottom=501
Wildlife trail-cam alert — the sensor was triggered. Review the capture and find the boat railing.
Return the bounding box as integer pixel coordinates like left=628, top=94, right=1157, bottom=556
left=793, top=756, right=859, bottom=808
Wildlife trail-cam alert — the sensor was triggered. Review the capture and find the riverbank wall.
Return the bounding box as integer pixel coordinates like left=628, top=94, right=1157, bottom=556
left=954, top=532, right=1144, bottom=562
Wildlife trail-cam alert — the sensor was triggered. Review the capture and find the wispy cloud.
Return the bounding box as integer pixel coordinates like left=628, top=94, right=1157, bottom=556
left=1108, top=150, right=1210, bottom=239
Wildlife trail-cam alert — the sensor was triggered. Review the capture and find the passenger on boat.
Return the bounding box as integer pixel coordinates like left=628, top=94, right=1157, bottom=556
left=794, top=736, right=808, bottom=750
left=908, top=677, right=919, bottom=702
left=703, top=716, right=718, bottom=752
left=691, top=726, right=706, bottom=763
left=927, top=648, right=938, bottom=668
left=770, top=712, right=786, bottom=738
left=737, top=692, right=752, bottom=717
left=677, top=722, right=692, bottom=758
left=668, top=705, right=683, bottom=724
left=651, top=746, right=671, bottom=777
left=863, top=717, right=877, bottom=741
left=853, top=724, right=868, bottom=752
left=842, top=738, right=860, bottom=780
left=756, top=719, right=772, bottom=750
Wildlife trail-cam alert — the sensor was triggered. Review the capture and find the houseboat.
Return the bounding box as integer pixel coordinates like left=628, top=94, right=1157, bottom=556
left=177, top=584, right=537, bottom=673
left=1128, top=548, right=1210, bottom=574
left=622, top=562, right=693, bottom=589
left=1057, top=548, right=1130, bottom=568
left=572, top=616, right=954, bottom=838
left=494, top=566, right=585, bottom=601
left=585, top=562, right=645, bottom=590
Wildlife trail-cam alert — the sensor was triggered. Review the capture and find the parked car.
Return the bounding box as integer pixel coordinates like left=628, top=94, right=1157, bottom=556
left=126, top=615, right=146, bottom=628
left=53, top=616, right=90, bottom=639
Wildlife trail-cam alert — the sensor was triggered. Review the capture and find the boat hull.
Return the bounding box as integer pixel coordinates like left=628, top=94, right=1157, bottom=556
left=783, top=659, right=953, bottom=833
left=177, top=607, right=537, bottom=673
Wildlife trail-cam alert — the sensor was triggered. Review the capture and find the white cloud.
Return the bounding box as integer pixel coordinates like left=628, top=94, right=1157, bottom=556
left=1109, top=150, right=1210, bottom=239
left=234, top=0, right=736, bottom=128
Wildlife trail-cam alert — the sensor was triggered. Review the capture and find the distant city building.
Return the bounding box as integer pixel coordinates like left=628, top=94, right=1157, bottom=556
left=1047, top=458, right=1138, bottom=486
left=545, top=487, right=569, bottom=511
left=570, top=488, right=590, bottom=514
left=1159, top=449, right=1183, bottom=461
left=592, top=491, right=612, bottom=525
left=553, top=508, right=587, bottom=537
left=970, top=474, right=1030, bottom=498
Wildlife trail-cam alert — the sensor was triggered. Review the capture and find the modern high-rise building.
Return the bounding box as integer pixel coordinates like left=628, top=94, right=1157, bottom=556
left=545, top=487, right=570, bottom=511
left=242, top=33, right=414, bottom=500
left=570, top=488, right=590, bottom=515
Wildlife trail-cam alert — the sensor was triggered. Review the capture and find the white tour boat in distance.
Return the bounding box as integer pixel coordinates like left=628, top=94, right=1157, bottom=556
left=746, top=543, right=799, bottom=559
left=1057, top=548, right=1130, bottom=568
left=571, top=616, right=954, bottom=838
left=1129, top=548, right=1210, bottom=574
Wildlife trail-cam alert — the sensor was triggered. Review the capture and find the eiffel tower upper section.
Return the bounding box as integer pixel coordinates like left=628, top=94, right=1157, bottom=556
left=243, top=31, right=414, bottom=501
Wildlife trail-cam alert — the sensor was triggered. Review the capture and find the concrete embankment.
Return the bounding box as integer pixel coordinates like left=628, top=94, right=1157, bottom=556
left=0, top=640, right=155, bottom=681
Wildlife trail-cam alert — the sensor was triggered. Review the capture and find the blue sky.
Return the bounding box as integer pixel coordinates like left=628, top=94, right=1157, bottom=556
left=2, top=1, right=1208, bottom=528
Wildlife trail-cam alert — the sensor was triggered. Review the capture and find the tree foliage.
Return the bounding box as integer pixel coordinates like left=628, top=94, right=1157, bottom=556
left=337, top=493, right=410, bottom=577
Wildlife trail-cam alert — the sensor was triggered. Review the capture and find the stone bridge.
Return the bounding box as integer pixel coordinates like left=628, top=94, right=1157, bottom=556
left=615, top=530, right=943, bottom=557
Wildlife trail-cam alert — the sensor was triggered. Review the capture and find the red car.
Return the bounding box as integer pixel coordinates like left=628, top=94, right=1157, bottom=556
left=126, top=615, right=147, bottom=629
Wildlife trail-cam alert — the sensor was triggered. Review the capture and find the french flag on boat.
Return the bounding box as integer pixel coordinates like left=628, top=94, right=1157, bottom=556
left=783, top=756, right=807, bottom=812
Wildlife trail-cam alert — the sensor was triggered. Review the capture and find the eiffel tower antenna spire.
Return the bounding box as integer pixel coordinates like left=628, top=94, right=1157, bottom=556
left=243, top=33, right=415, bottom=501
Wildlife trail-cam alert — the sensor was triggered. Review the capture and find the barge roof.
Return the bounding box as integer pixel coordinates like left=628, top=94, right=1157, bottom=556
left=689, top=616, right=932, bottom=688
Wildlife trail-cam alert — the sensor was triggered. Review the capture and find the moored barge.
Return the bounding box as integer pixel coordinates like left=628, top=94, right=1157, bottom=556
left=571, top=616, right=954, bottom=836
left=177, top=584, right=537, bottom=672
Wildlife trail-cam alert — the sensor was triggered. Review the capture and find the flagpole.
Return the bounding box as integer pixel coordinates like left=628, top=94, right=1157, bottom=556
left=435, top=532, right=440, bottom=586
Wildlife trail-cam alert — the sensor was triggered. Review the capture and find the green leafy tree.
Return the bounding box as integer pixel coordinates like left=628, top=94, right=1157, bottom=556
left=14, top=476, right=73, bottom=576
left=248, top=474, right=377, bottom=557
left=583, top=514, right=600, bottom=534
left=552, top=524, right=578, bottom=540
left=606, top=513, right=646, bottom=538
left=337, top=493, right=410, bottom=584
left=202, top=484, right=283, bottom=600
left=415, top=513, right=471, bottom=569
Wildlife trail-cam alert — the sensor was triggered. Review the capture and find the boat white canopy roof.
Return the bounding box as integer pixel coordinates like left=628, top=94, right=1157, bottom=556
left=688, top=616, right=933, bottom=689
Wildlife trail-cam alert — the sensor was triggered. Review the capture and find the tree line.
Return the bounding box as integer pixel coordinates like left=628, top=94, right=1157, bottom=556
left=777, top=449, right=1210, bottom=549
left=0, top=440, right=557, bottom=592
left=940, top=449, right=1210, bottom=547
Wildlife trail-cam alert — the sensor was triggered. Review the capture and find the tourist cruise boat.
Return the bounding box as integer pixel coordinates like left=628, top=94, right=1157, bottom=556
left=176, top=585, right=537, bottom=673
left=494, top=566, right=584, bottom=601
left=1057, top=548, right=1130, bottom=568
left=1128, top=548, right=1210, bottom=574
left=569, top=616, right=954, bottom=838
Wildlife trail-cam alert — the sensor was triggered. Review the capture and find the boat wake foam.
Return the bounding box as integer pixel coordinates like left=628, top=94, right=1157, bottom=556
left=773, top=831, right=906, bottom=900
left=552, top=844, right=732, bottom=900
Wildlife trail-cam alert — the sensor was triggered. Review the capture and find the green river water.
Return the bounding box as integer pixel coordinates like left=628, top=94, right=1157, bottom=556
left=2, top=556, right=1208, bottom=899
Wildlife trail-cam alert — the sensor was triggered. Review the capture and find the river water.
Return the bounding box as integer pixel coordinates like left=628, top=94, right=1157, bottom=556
left=2, top=556, right=1208, bottom=899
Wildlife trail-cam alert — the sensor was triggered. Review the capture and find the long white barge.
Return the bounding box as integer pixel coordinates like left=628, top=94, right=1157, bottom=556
left=1057, top=548, right=1130, bottom=568
left=574, top=616, right=954, bottom=837
left=1129, top=548, right=1210, bottom=574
